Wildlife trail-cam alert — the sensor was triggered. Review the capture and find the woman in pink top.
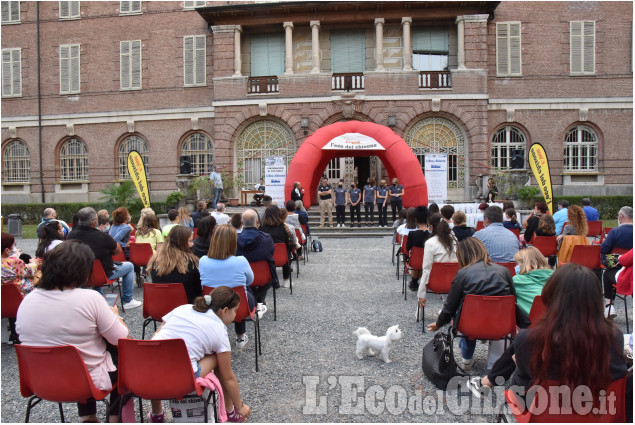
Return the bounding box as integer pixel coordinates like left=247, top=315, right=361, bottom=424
left=16, top=240, right=129, bottom=423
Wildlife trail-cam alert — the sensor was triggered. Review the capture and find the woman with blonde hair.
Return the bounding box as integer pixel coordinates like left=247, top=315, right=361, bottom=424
left=512, top=247, right=554, bottom=315
left=178, top=206, right=195, bottom=230
left=136, top=207, right=155, bottom=229
left=199, top=224, right=255, bottom=350
left=135, top=212, right=164, bottom=253
left=148, top=225, right=201, bottom=303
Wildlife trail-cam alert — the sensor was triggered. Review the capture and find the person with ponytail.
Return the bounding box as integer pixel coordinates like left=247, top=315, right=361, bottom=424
left=148, top=286, right=251, bottom=423
left=35, top=221, right=65, bottom=258
left=503, top=208, right=521, bottom=230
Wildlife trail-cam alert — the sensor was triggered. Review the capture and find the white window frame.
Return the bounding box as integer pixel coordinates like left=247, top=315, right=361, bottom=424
left=120, top=40, right=142, bottom=90
left=2, top=140, right=30, bottom=183
left=563, top=125, right=599, bottom=172
left=496, top=22, right=522, bottom=76
left=2, top=48, right=22, bottom=97
left=120, top=1, right=141, bottom=15
left=59, top=138, right=89, bottom=182
left=59, top=44, right=81, bottom=94
left=1, top=1, right=20, bottom=24
left=183, top=1, right=205, bottom=10
left=183, top=35, right=206, bottom=87
left=118, top=135, right=149, bottom=180
left=180, top=133, right=214, bottom=177
left=59, top=1, right=80, bottom=20
left=491, top=126, right=526, bottom=169
left=570, top=21, right=595, bottom=75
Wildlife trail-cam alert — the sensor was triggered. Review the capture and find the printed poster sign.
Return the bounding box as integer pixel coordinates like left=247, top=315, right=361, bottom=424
left=322, top=133, right=385, bottom=150
left=425, top=154, right=447, bottom=204
left=528, top=143, right=554, bottom=214
left=265, top=157, right=286, bottom=206
left=127, top=150, right=150, bottom=208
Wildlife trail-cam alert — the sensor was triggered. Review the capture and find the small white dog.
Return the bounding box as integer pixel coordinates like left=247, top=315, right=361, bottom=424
left=353, top=325, right=402, bottom=363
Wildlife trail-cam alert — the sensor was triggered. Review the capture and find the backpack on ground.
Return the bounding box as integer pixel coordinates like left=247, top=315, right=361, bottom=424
left=312, top=240, right=323, bottom=252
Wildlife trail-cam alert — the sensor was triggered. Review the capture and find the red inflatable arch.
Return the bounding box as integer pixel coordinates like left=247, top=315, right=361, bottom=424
left=285, top=121, right=428, bottom=208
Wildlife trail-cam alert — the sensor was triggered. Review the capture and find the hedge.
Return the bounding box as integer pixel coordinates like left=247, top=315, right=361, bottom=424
left=1, top=202, right=170, bottom=225
left=551, top=196, right=633, bottom=220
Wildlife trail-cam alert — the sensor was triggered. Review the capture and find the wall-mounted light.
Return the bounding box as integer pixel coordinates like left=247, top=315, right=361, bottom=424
left=387, top=115, right=396, bottom=128
left=301, top=117, right=309, bottom=135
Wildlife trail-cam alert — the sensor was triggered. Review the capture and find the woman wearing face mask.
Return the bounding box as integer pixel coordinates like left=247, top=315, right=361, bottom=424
left=511, top=246, right=553, bottom=316
left=363, top=178, right=376, bottom=227
left=333, top=180, right=347, bottom=228
left=348, top=182, right=362, bottom=227
left=376, top=179, right=389, bottom=228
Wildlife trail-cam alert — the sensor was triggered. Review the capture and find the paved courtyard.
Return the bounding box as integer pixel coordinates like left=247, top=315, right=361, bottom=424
left=1, top=236, right=632, bottom=423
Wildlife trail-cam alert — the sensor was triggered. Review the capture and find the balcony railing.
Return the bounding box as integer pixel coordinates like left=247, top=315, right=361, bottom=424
left=418, top=71, right=452, bottom=89
left=332, top=73, right=365, bottom=91
left=248, top=76, right=279, bottom=94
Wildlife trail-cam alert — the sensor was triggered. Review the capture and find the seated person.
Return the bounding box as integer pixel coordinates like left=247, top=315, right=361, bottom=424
left=503, top=208, right=521, bottom=230
left=451, top=211, right=475, bottom=242
left=512, top=247, right=553, bottom=316
left=253, top=178, right=266, bottom=206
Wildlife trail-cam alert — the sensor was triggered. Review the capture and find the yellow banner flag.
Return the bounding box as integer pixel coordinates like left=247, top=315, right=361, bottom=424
left=127, top=150, right=150, bottom=208
left=528, top=143, right=554, bottom=214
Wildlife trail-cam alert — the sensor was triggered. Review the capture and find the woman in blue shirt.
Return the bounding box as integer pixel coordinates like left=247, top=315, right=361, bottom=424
left=348, top=182, right=362, bottom=227
left=389, top=178, right=405, bottom=221
left=376, top=179, right=389, bottom=227
left=363, top=178, right=376, bottom=227
left=333, top=180, right=348, bottom=227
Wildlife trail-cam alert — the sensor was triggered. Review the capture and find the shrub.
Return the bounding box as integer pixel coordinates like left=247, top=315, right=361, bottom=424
left=552, top=196, right=632, bottom=220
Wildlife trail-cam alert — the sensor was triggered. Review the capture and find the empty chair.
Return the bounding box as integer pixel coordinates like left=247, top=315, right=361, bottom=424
left=586, top=220, right=603, bottom=239
left=141, top=283, right=188, bottom=339
left=569, top=244, right=602, bottom=269
left=1, top=283, right=23, bottom=344
left=531, top=235, right=557, bottom=258
left=273, top=243, right=293, bottom=294
left=128, top=242, right=154, bottom=287
left=392, top=233, right=402, bottom=265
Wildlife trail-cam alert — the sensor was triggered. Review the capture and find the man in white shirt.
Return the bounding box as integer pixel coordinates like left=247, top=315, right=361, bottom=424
left=209, top=166, right=223, bottom=209
left=211, top=203, right=230, bottom=225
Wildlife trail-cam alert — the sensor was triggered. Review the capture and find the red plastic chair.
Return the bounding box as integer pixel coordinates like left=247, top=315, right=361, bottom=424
left=610, top=247, right=629, bottom=255
left=250, top=260, right=277, bottom=321
left=531, top=236, right=558, bottom=258
left=402, top=246, right=424, bottom=300
left=396, top=234, right=409, bottom=280
left=392, top=232, right=402, bottom=265
left=295, top=227, right=307, bottom=266
left=129, top=243, right=154, bottom=287
left=117, top=339, right=217, bottom=423
left=141, top=283, right=188, bottom=339
left=528, top=295, right=546, bottom=326
left=112, top=250, right=126, bottom=263
left=15, top=344, right=114, bottom=422
left=455, top=294, right=517, bottom=349
left=476, top=221, right=484, bottom=231
left=87, top=260, right=124, bottom=311
left=499, top=375, right=627, bottom=423
left=192, top=227, right=198, bottom=240
left=586, top=220, right=603, bottom=239
left=508, top=227, right=520, bottom=239
left=569, top=244, right=601, bottom=269
left=300, top=223, right=311, bottom=258
left=1, top=283, right=24, bottom=344
left=496, top=262, right=517, bottom=278
left=418, top=262, right=460, bottom=332
left=273, top=243, right=293, bottom=294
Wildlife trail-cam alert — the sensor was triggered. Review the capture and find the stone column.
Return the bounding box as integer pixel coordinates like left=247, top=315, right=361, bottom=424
left=233, top=25, right=242, bottom=76
left=456, top=16, right=466, bottom=70
left=283, top=21, right=294, bottom=75
left=310, top=20, right=321, bottom=73
left=375, top=18, right=385, bottom=71
left=401, top=17, right=412, bottom=70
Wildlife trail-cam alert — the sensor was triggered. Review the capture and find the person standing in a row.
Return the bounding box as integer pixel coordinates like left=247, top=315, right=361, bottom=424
left=376, top=179, right=389, bottom=228
left=334, top=180, right=347, bottom=228
left=317, top=177, right=333, bottom=228
left=363, top=178, right=376, bottom=227
left=348, top=182, right=362, bottom=227
left=390, top=178, right=404, bottom=221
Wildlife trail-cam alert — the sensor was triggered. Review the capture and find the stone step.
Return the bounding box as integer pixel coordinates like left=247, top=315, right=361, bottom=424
left=312, top=232, right=391, bottom=238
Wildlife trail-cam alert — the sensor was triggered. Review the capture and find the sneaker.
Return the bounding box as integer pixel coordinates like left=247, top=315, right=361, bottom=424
left=467, top=377, right=490, bottom=399
left=123, top=299, right=142, bottom=310
left=282, top=279, right=290, bottom=288
left=226, top=408, right=245, bottom=423
left=146, top=411, right=165, bottom=423
left=461, top=357, right=475, bottom=371
left=236, top=335, right=248, bottom=350
left=605, top=304, right=617, bottom=319
left=257, top=303, right=268, bottom=319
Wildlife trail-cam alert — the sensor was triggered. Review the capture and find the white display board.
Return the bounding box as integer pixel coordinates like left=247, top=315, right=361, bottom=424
left=265, top=156, right=286, bottom=206
left=425, top=154, right=448, bottom=204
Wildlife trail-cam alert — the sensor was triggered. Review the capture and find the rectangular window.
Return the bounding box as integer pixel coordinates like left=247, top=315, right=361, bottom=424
left=59, top=1, right=80, bottom=19
left=244, top=158, right=261, bottom=186
left=330, top=30, right=366, bottom=73
left=120, top=1, right=141, bottom=15
left=183, top=1, right=205, bottom=10
left=59, top=44, right=80, bottom=94
left=120, top=40, right=142, bottom=90
left=496, top=22, right=522, bottom=76
left=412, top=28, right=448, bottom=71
left=183, top=35, right=206, bottom=86
left=1, top=1, right=20, bottom=24
left=570, top=21, right=595, bottom=75
left=250, top=33, right=284, bottom=77
left=2, top=48, right=21, bottom=97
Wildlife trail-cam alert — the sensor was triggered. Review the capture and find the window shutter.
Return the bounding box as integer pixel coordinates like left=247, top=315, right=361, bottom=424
left=183, top=36, right=194, bottom=85
left=71, top=1, right=80, bottom=17
left=2, top=50, right=12, bottom=95
left=120, top=1, right=130, bottom=14
left=194, top=35, right=206, bottom=85
left=583, top=21, right=595, bottom=73
left=496, top=23, right=509, bottom=75
left=131, top=40, right=141, bottom=88
left=413, top=28, right=448, bottom=52
left=1, top=2, right=8, bottom=22
left=10, top=49, right=20, bottom=95
left=509, top=22, right=521, bottom=75
left=331, top=30, right=365, bottom=73
left=266, top=34, right=284, bottom=76
left=10, top=1, right=19, bottom=21
left=60, top=45, right=70, bottom=93
left=570, top=21, right=583, bottom=74
left=71, top=44, right=80, bottom=92
left=60, top=1, right=70, bottom=18
left=132, top=1, right=141, bottom=12
left=120, top=41, right=130, bottom=89
left=250, top=34, right=283, bottom=76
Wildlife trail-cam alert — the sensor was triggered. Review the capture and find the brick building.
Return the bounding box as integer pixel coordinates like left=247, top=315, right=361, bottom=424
left=1, top=1, right=632, bottom=204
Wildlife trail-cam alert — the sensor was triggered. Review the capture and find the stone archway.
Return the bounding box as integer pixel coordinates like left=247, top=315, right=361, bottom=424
left=285, top=121, right=428, bottom=207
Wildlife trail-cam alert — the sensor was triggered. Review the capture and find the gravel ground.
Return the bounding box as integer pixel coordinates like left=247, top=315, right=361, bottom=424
left=1, top=236, right=632, bottom=423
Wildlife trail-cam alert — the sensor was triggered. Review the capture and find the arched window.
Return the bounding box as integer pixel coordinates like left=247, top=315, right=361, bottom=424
left=491, top=126, right=526, bottom=169
left=59, top=138, right=88, bottom=181
left=2, top=140, right=30, bottom=182
left=405, top=117, right=465, bottom=188
left=118, top=135, right=149, bottom=180
left=564, top=125, right=598, bottom=172
left=237, top=120, right=295, bottom=186
left=180, top=132, right=213, bottom=176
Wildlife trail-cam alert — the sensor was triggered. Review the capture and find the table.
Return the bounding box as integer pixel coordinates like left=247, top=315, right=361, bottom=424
left=241, top=190, right=263, bottom=206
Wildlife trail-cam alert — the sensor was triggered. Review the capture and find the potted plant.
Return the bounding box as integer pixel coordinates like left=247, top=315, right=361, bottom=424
left=517, top=185, right=541, bottom=208
left=221, top=173, right=239, bottom=206
left=165, top=191, right=184, bottom=211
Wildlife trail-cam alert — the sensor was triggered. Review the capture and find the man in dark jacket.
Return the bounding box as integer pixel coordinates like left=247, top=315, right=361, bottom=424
left=236, top=209, right=278, bottom=313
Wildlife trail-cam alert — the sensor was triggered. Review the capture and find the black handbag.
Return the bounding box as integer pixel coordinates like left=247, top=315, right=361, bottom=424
left=421, top=327, right=464, bottom=390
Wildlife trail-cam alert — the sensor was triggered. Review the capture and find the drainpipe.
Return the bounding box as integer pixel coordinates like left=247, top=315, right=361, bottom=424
left=36, top=2, right=45, bottom=203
